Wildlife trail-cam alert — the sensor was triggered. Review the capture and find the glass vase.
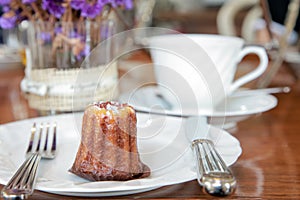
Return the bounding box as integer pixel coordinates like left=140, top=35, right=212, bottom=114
left=21, top=20, right=119, bottom=113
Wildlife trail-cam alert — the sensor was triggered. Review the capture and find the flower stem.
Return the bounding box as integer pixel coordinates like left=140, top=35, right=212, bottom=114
left=14, top=0, right=34, bottom=21
left=30, top=2, right=44, bottom=21
left=111, top=7, right=131, bottom=30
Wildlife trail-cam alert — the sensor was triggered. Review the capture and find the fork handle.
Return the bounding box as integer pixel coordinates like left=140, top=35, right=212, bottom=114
left=1, top=153, right=41, bottom=200
left=192, top=139, right=236, bottom=196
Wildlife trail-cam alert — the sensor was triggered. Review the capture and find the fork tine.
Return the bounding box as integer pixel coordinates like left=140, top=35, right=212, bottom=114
left=1, top=122, right=57, bottom=199
left=26, top=123, right=36, bottom=154
left=36, top=123, right=43, bottom=152
left=51, top=122, right=57, bottom=153
left=44, top=123, right=50, bottom=151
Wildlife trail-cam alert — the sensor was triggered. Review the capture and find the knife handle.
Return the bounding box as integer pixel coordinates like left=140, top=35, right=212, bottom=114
left=192, top=139, right=236, bottom=196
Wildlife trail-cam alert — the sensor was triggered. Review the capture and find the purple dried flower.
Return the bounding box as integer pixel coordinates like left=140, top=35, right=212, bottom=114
left=76, top=44, right=90, bottom=60
left=69, top=30, right=84, bottom=41
left=2, top=5, right=10, bottom=12
left=70, top=0, right=85, bottom=10
left=122, top=0, right=133, bottom=9
left=0, top=0, right=10, bottom=6
left=104, top=0, right=118, bottom=8
left=42, top=0, right=65, bottom=18
left=116, top=0, right=133, bottom=9
left=80, top=1, right=103, bottom=19
left=22, top=0, right=36, bottom=4
left=54, top=26, right=62, bottom=34
left=105, top=0, right=133, bottom=9
left=0, top=14, right=17, bottom=29
left=39, top=32, right=52, bottom=43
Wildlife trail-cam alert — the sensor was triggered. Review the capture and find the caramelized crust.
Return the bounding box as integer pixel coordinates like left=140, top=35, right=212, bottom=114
left=69, top=102, right=150, bottom=181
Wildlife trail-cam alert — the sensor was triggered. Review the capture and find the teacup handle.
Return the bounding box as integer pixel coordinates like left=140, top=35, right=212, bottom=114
left=230, top=46, right=268, bottom=93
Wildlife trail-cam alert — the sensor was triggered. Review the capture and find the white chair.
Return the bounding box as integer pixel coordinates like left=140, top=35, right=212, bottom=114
left=217, top=0, right=300, bottom=87
left=217, top=0, right=262, bottom=43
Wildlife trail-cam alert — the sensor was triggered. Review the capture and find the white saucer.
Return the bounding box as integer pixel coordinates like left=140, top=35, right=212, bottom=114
left=119, top=85, right=278, bottom=128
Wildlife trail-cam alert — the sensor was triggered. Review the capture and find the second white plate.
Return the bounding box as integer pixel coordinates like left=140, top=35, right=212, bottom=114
left=120, top=85, right=278, bottom=117
left=120, top=86, right=278, bottom=129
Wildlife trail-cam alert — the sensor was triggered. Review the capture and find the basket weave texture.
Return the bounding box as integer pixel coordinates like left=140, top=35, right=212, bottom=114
left=25, top=63, right=118, bottom=112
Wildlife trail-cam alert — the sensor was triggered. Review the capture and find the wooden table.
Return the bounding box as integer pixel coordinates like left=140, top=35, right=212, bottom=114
left=1, top=63, right=300, bottom=199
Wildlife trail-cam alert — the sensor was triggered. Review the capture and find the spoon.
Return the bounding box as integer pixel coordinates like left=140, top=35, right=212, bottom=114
left=155, top=93, right=173, bottom=110
left=231, top=86, right=290, bottom=97
left=185, top=117, right=236, bottom=196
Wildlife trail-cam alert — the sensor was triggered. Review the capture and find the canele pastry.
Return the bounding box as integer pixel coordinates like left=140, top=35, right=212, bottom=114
left=69, top=101, right=150, bottom=181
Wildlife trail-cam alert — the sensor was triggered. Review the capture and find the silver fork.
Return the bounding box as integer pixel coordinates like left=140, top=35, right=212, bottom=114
left=192, top=139, right=236, bottom=196
left=1, top=122, right=57, bottom=199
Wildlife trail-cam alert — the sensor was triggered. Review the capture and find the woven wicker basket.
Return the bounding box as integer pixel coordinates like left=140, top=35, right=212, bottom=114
left=24, top=63, right=119, bottom=112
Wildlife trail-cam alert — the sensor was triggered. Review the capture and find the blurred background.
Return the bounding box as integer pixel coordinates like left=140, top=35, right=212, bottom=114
left=0, top=0, right=299, bottom=123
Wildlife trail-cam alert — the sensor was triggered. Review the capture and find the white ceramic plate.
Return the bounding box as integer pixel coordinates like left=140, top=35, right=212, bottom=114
left=0, top=113, right=242, bottom=197
left=49, top=186, right=161, bottom=197
left=119, top=85, right=278, bottom=128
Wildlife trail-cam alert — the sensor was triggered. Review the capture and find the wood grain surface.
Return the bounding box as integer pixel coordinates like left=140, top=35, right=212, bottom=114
left=1, top=59, right=300, bottom=199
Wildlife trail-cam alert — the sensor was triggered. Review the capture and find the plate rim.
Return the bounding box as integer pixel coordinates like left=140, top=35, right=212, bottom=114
left=119, top=85, right=278, bottom=117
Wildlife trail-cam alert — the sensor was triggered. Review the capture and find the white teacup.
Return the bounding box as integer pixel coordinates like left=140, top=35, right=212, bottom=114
left=148, top=34, right=268, bottom=114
